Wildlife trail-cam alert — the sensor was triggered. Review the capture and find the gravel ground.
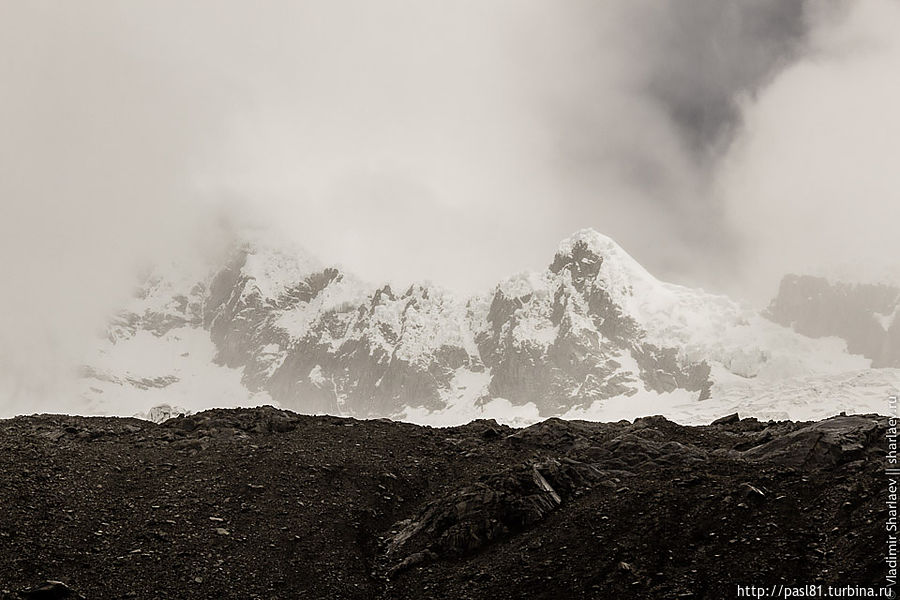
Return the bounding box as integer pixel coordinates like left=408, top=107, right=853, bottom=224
left=0, top=407, right=891, bottom=599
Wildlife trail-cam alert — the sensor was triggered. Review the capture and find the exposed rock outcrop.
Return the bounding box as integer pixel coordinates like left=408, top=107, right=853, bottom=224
left=0, top=408, right=889, bottom=599
left=766, top=274, right=900, bottom=367
left=82, top=230, right=872, bottom=421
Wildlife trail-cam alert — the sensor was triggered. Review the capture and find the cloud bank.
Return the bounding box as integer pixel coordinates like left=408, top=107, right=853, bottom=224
left=719, top=0, right=900, bottom=301
left=1, top=0, right=898, bottom=410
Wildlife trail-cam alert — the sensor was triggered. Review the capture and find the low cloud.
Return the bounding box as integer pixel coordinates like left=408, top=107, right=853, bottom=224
left=719, top=0, right=900, bottom=302
left=0, top=1, right=895, bottom=412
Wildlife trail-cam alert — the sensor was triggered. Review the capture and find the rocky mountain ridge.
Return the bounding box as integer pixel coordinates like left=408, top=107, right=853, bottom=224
left=79, top=229, right=873, bottom=423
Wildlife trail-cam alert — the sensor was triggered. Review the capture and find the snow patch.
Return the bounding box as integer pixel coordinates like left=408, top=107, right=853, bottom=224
left=400, top=368, right=540, bottom=427
left=275, top=274, right=368, bottom=340
left=309, top=365, right=327, bottom=387
left=876, top=308, right=898, bottom=332
left=240, top=238, right=321, bottom=300
left=79, top=327, right=273, bottom=418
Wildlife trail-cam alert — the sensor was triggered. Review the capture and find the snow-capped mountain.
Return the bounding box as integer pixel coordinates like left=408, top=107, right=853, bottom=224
left=79, top=228, right=890, bottom=425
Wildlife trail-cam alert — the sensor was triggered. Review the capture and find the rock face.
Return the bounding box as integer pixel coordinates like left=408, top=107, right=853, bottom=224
left=738, top=415, right=880, bottom=469
left=199, top=244, right=482, bottom=417
left=382, top=457, right=604, bottom=575
left=475, top=237, right=711, bottom=415
left=82, top=229, right=870, bottom=421
left=766, top=274, right=900, bottom=367
left=18, top=581, right=84, bottom=600
left=0, top=408, right=890, bottom=599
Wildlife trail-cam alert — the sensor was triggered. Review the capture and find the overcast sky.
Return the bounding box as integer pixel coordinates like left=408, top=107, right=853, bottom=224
left=2, top=0, right=900, bottom=406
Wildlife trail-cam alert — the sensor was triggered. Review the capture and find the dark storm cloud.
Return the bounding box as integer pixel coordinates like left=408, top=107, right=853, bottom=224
left=720, top=0, right=900, bottom=302
left=642, top=1, right=808, bottom=159
left=197, top=1, right=827, bottom=295
left=544, top=1, right=817, bottom=286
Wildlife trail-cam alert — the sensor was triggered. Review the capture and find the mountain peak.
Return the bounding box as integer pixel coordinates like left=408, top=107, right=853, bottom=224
left=552, top=228, right=658, bottom=291
left=556, top=228, right=623, bottom=256
left=238, top=238, right=322, bottom=300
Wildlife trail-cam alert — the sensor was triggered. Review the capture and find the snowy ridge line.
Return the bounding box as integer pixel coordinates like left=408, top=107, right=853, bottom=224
left=76, top=228, right=879, bottom=424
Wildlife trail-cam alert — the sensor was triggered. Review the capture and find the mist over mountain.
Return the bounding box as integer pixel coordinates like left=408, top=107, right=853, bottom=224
left=3, top=2, right=900, bottom=598
left=766, top=275, right=900, bottom=368
left=59, top=227, right=896, bottom=427
left=4, top=1, right=900, bottom=422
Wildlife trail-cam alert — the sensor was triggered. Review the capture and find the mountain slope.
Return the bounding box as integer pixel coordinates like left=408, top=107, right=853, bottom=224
left=78, top=229, right=875, bottom=424
left=766, top=274, right=900, bottom=367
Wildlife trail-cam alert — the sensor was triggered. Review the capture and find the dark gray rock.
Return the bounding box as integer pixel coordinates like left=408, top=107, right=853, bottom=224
left=739, top=415, right=882, bottom=469
left=381, top=458, right=603, bottom=573
left=18, top=581, right=84, bottom=600
left=711, top=413, right=740, bottom=426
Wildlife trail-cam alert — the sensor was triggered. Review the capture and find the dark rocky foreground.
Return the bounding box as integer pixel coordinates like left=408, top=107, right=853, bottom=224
left=0, top=407, right=892, bottom=599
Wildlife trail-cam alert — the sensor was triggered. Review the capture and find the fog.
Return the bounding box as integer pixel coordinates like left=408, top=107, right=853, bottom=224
left=1, top=0, right=898, bottom=411
left=719, top=0, right=900, bottom=300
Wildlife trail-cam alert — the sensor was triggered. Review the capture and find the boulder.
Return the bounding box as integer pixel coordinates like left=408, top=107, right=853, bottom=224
left=740, top=416, right=882, bottom=469
left=18, top=581, right=84, bottom=600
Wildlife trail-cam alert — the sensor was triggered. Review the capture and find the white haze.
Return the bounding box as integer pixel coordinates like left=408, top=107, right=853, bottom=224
left=1, top=0, right=898, bottom=412
left=720, top=0, right=900, bottom=302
